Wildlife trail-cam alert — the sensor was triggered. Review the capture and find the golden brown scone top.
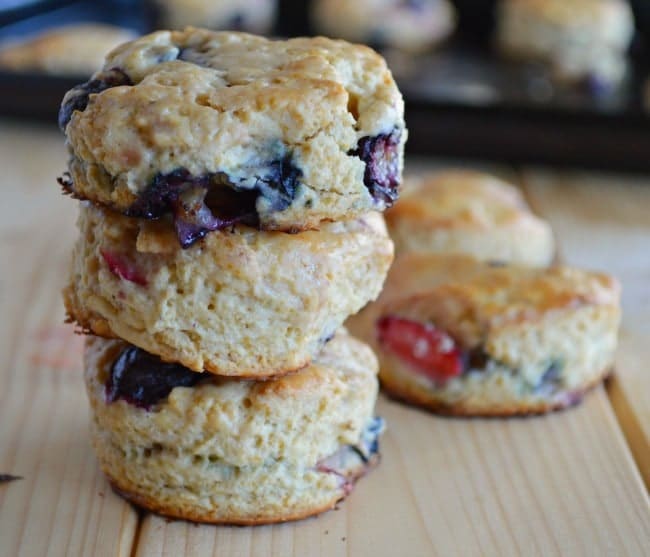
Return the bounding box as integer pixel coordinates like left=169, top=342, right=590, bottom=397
left=380, top=254, right=620, bottom=348
left=386, top=170, right=541, bottom=231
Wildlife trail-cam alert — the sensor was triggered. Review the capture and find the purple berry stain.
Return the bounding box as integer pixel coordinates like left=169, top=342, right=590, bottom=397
left=58, top=67, right=132, bottom=131
left=349, top=128, right=401, bottom=206
left=106, top=346, right=205, bottom=409
left=101, top=250, right=148, bottom=286
left=126, top=154, right=301, bottom=248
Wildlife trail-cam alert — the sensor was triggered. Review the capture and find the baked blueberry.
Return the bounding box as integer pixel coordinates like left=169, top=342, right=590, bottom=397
left=58, top=67, right=131, bottom=131
left=106, top=345, right=205, bottom=409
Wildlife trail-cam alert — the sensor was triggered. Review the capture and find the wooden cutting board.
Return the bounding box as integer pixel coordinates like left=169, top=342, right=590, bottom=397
left=0, top=124, right=648, bottom=557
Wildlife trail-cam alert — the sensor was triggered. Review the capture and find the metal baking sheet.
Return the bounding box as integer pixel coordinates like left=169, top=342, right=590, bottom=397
left=1, top=0, right=649, bottom=171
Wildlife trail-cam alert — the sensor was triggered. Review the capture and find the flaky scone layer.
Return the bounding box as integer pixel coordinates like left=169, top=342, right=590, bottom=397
left=86, top=331, right=382, bottom=523
left=65, top=204, right=393, bottom=376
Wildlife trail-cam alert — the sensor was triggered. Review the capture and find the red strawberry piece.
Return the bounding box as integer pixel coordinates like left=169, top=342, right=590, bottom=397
left=101, top=250, right=148, bottom=287
left=376, top=315, right=463, bottom=383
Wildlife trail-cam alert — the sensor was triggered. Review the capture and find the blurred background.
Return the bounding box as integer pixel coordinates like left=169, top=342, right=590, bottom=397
left=0, top=0, right=649, bottom=171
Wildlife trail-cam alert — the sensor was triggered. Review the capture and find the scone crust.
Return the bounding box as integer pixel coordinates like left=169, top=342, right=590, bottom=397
left=65, top=203, right=393, bottom=376
left=386, top=170, right=555, bottom=265
left=60, top=28, right=406, bottom=230
left=347, top=254, right=620, bottom=415
left=86, top=332, right=380, bottom=523
left=311, top=0, right=456, bottom=53
left=380, top=363, right=611, bottom=416
left=496, top=0, right=634, bottom=83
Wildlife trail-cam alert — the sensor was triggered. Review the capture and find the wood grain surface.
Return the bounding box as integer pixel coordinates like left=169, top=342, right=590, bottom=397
left=0, top=123, right=648, bottom=557
left=522, top=170, right=650, bottom=488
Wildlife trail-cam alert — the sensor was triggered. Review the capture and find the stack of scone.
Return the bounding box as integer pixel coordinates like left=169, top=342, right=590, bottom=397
left=348, top=171, right=621, bottom=416
left=58, top=28, right=405, bottom=523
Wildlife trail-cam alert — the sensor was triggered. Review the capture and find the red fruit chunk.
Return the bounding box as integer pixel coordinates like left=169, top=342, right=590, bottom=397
left=376, top=316, right=463, bottom=383
left=101, top=250, right=148, bottom=286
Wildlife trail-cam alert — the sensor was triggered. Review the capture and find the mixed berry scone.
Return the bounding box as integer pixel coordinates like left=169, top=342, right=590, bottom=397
left=311, top=0, right=456, bottom=53
left=64, top=203, right=393, bottom=377
left=153, top=0, right=277, bottom=34
left=496, top=0, right=634, bottom=88
left=0, top=24, right=136, bottom=76
left=58, top=28, right=407, bottom=247
left=85, top=331, right=383, bottom=524
left=386, top=170, right=555, bottom=266
left=347, top=254, right=621, bottom=416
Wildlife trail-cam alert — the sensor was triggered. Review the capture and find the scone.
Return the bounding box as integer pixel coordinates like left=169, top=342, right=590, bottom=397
left=311, top=0, right=456, bottom=53
left=58, top=28, right=407, bottom=247
left=85, top=331, right=383, bottom=524
left=496, top=0, right=634, bottom=88
left=347, top=254, right=621, bottom=416
left=153, top=0, right=277, bottom=33
left=386, top=170, right=555, bottom=266
left=0, top=24, right=136, bottom=76
left=64, top=203, right=394, bottom=377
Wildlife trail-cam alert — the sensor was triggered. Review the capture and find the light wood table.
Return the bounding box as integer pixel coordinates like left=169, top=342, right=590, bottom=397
left=0, top=122, right=648, bottom=557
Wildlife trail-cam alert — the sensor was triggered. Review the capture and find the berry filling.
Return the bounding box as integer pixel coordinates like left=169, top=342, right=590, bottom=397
left=58, top=67, right=132, bottom=131
left=124, top=155, right=301, bottom=248
left=377, top=316, right=463, bottom=383
left=106, top=346, right=205, bottom=409
left=101, top=250, right=148, bottom=286
left=316, top=418, right=383, bottom=492
left=349, top=129, right=402, bottom=207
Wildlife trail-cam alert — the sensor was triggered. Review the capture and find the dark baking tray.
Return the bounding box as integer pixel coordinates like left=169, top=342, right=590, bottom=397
left=1, top=0, right=650, bottom=172
left=392, top=44, right=650, bottom=172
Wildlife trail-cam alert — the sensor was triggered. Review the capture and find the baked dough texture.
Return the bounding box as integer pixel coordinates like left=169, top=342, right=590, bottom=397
left=347, top=254, right=620, bottom=415
left=496, top=0, right=634, bottom=85
left=311, top=0, right=456, bottom=53
left=59, top=29, right=406, bottom=236
left=154, top=0, right=277, bottom=34
left=85, top=331, right=383, bottom=524
left=65, top=203, right=394, bottom=377
left=386, top=170, right=555, bottom=265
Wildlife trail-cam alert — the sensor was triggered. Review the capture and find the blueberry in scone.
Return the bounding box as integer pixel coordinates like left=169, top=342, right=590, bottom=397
left=84, top=331, right=383, bottom=524
left=59, top=29, right=407, bottom=246
left=347, top=253, right=620, bottom=416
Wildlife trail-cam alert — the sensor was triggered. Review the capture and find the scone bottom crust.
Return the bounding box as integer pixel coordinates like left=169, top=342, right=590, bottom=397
left=376, top=315, right=566, bottom=396
left=107, top=428, right=382, bottom=525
